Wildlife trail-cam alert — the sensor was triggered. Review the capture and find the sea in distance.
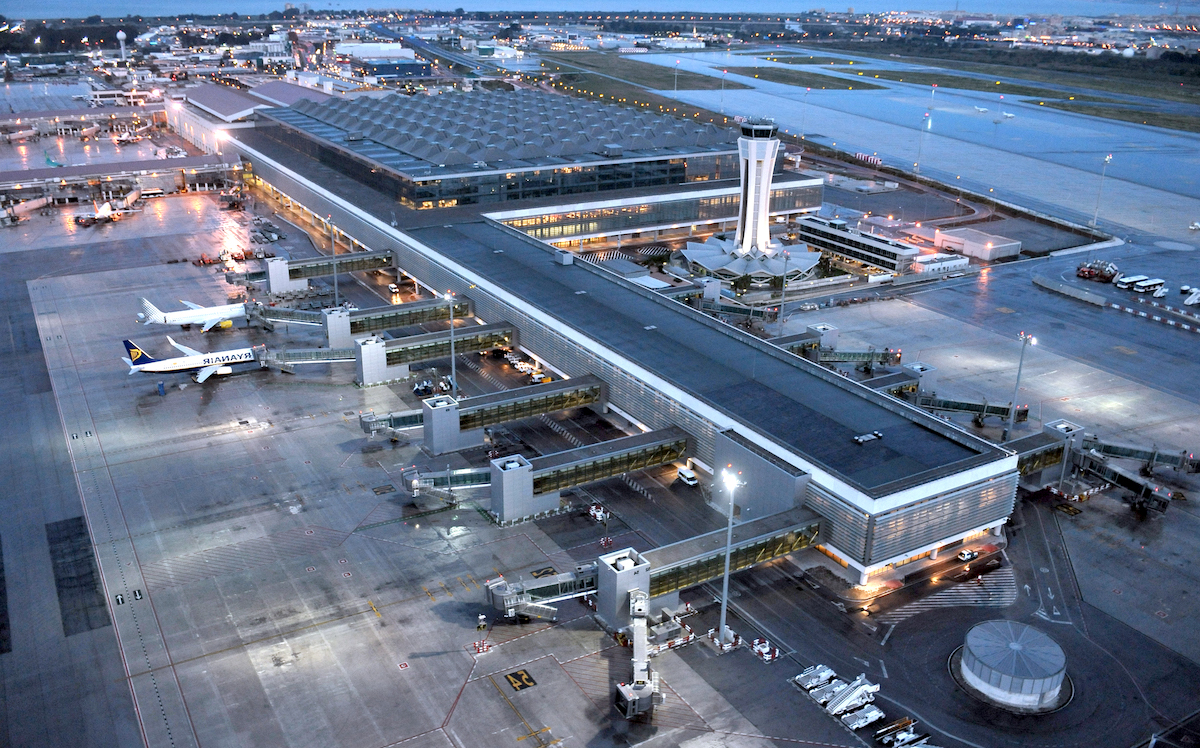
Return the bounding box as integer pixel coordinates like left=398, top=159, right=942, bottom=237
left=8, top=0, right=1195, bottom=20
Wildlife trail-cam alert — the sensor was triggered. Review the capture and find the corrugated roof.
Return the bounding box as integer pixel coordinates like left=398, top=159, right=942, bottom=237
left=261, top=89, right=736, bottom=178
left=248, top=81, right=331, bottom=108
left=185, top=84, right=264, bottom=122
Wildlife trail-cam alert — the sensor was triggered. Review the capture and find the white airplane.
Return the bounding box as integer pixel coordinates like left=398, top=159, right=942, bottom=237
left=74, top=201, right=117, bottom=224
left=74, top=189, right=142, bottom=225
left=138, top=297, right=247, bottom=331
left=974, top=106, right=988, bottom=112
left=1002, top=111, right=1016, bottom=118
left=122, top=337, right=257, bottom=383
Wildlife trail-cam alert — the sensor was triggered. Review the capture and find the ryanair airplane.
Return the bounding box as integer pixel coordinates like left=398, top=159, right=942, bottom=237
left=137, top=297, right=247, bottom=332
left=122, top=337, right=257, bottom=383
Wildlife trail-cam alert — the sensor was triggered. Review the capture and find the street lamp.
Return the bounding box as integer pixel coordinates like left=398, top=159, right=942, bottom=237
left=445, top=291, right=457, bottom=400
left=914, top=111, right=930, bottom=174
left=718, top=468, right=742, bottom=646
left=800, top=87, right=810, bottom=140
left=720, top=69, right=727, bottom=114
left=674, top=59, right=680, bottom=92
left=1003, top=332, right=1036, bottom=442
left=1090, top=154, right=1113, bottom=228
left=329, top=217, right=339, bottom=308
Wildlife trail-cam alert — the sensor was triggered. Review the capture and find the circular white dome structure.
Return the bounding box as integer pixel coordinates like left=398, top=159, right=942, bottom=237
left=959, top=620, right=1065, bottom=710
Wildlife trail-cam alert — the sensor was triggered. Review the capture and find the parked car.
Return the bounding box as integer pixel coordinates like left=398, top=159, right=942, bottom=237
left=957, top=549, right=979, bottom=562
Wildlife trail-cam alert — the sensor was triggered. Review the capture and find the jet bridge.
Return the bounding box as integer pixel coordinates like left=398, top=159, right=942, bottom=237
left=226, top=250, right=395, bottom=294
left=912, top=394, right=1028, bottom=426
left=491, top=427, right=688, bottom=522
left=324, top=297, right=474, bottom=348
left=484, top=507, right=820, bottom=622
left=423, top=375, right=606, bottom=455
left=643, top=506, right=821, bottom=597
left=1080, top=436, right=1199, bottom=472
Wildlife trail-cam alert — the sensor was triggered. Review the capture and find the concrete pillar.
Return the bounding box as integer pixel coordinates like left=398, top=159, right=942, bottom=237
left=422, top=396, right=486, bottom=456
left=266, top=258, right=307, bottom=295
left=903, top=362, right=938, bottom=395
left=597, top=548, right=650, bottom=631
left=355, top=336, right=387, bottom=386
left=929, top=547, right=939, bottom=560
left=858, top=569, right=870, bottom=585
left=807, top=323, right=838, bottom=349
left=992, top=525, right=1003, bottom=537
left=324, top=307, right=352, bottom=349
left=490, top=454, right=557, bottom=523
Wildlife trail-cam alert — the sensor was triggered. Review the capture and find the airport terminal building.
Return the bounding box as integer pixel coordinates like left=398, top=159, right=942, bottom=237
left=227, top=90, right=1017, bottom=584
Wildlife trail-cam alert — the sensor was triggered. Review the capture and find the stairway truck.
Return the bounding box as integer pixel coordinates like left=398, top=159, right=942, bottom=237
left=808, top=678, right=848, bottom=705
left=792, top=664, right=836, bottom=691
left=841, top=703, right=885, bottom=731
left=825, top=674, right=879, bottom=715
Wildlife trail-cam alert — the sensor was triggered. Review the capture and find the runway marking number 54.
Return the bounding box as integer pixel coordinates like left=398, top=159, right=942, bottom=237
left=505, top=670, right=536, bottom=691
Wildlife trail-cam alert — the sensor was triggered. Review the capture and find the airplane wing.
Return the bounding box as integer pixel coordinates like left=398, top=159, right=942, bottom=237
left=194, top=365, right=220, bottom=383
left=166, top=336, right=203, bottom=357
left=199, top=316, right=229, bottom=332
left=179, top=300, right=204, bottom=310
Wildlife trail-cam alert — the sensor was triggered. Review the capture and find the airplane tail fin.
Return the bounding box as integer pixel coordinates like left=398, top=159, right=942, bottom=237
left=122, top=340, right=158, bottom=367
left=138, top=298, right=166, bottom=324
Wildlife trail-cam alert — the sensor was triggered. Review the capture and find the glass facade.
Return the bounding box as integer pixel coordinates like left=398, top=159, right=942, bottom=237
left=648, top=521, right=820, bottom=597
left=503, top=184, right=823, bottom=242
left=797, top=219, right=918, bottom=273
left=531, top=437, right=687, bottom=495
left=458, top=383, right=604, bottom=431
left=255, top=121, right=739, bottom=209
left=385, top=326, right=514, bottom=366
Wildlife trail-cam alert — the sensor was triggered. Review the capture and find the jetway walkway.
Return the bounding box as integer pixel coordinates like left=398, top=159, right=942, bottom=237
left=457, top=375, right=605, bottom=431
left=817, top=347, right=902, bottom=365
left=644, top=506, right=821, bottom=597
left=912, top=395, right=1028, bottom=426
left=1010, top=432, right=1067, bottom=476
left=382, top=322, right=514, bottom=367
left=249, top=304, right=324, bottom=328
left=226, top=251, right=395, bottom=292
left=360, top=409, right=423, bottom=436
left=1072, top=450, right=1177, bottom=512
left=1081, top=436, right=1199, bottom=472
left=528, top=427, right=689, bottom=496
left=281, top=249, right=394, bottom=280
left=348, top=297, right=470, bottom=336
left=256, top=347, right=356, bottom=370
left=485, top=506, right=820, bottom=617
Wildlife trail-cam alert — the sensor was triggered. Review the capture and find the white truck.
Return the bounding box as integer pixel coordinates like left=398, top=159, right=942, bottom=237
left=841, top=703, right=885, bottom=730
left=808, top=678, right=848, bottom=705
left=792, top=664, right=836, bottom=691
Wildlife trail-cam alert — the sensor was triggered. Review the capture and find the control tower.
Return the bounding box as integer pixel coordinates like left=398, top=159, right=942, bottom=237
left=735, top=119, right=780, bottom=255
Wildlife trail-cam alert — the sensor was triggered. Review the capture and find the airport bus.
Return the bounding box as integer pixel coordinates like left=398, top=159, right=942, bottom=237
left=1133, top=278, right=1166, bottom=293
left=1114, top=274, right=1149, bottom=289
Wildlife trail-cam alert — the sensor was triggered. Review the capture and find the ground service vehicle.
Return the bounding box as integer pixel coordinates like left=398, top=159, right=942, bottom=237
left=1115, top=274, right=1148, bottom=290
left=676, top=466, right=699, bottom=486
left=793, top=664, right=836, bottom=690
left=842, top=704, right=885, bottom=730
left=1133, top=278, right=1165, bottom=293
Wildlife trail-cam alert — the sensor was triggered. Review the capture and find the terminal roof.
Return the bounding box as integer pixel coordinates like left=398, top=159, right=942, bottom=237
left=262, top=89, right=736, bottom=180
left=232, top=130, right=1008, bottom=499
left=408, top=220, right=1003, bottom=496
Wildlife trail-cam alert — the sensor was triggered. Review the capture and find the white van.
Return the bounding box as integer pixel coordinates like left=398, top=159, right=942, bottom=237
left=676, top=466, right=699, bottom=486
left=387, top=283, right=400, bottom=294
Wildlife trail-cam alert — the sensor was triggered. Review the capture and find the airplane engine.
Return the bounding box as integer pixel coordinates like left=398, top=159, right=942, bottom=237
left=214, top=366, right=233, bottom=376
left=215, top=320, right=233, bottom=329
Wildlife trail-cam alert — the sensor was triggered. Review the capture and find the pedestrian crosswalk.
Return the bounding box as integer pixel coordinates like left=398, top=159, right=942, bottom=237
left=875, top=567, right=1018, bottom=625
